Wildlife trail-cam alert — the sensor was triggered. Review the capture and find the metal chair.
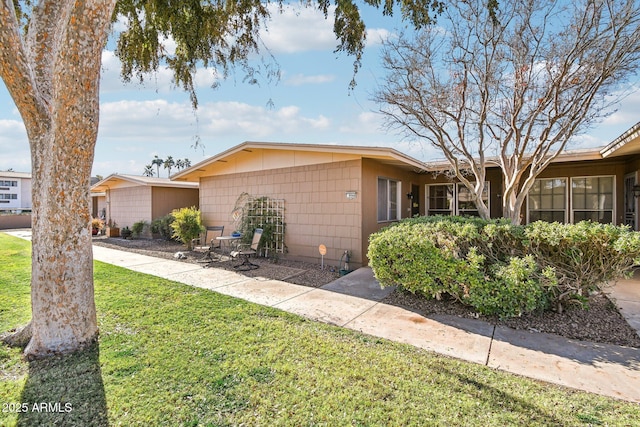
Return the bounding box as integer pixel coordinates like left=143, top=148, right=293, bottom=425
left=192, top=225, right=224, bottom=263
left=230, top=228, right=263, bottom=270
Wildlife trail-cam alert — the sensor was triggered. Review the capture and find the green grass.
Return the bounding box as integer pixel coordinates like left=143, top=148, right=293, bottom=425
left=1, top=233, right=639, bottom=426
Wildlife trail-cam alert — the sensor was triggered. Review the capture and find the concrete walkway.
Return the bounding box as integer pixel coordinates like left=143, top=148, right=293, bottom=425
left=4, top=230, right=640, bottom=403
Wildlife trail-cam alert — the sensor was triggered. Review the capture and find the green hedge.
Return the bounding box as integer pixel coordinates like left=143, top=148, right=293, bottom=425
left=170, top=207, right=204, bottom=250
left=368, top=216, right=640, bottom=318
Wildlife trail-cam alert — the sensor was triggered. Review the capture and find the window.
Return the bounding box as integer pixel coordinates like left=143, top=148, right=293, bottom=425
left=427, top=184, right=454, bottom=215
left=0, top=180, right=17, bottom=186
left=378, top=177, right=401, bottom=222
left=425, top=182, right=489, bottom=217
left=571, top=176, right=614, bottom=223
left=457, top=183, right=489, bottom=217
left=528, top=178, right=567, bottom=223
left=0, top=194, right=17, bottom=200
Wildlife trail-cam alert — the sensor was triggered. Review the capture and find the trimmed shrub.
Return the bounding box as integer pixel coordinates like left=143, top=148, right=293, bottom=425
left=169, top=207, right=204, bottom=250
left=465, top=255, right=555, bottom=317
left=368, top=216, right=640, bottom=317
left=132, top=220, right=148, bottom=238
left=367, top=219, right=486, bottom=301
left=523, top=221, right=640, bottom=310
left=151, top=214, right=174, bottom=240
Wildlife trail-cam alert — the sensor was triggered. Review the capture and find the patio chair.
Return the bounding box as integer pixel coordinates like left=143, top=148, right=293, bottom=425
left=192, top=225, right=224, bottom=263
left=230, top=228, right=263, bottom=271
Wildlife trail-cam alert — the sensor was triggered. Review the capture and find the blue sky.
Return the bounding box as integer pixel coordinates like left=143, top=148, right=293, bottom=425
left=1, top=4, right=639, bottom=178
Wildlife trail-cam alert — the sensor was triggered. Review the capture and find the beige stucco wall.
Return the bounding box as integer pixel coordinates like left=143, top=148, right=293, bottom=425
left=105, top=186, right=199, bottom=238
left=106, top=186, right=152, bottom=230
left=151, top=187, right=199, bottom=219
left=199, top=159, right=363, bottom=267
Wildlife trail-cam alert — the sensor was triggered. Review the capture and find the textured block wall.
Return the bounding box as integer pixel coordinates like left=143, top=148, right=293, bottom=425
left=199, top=159, right=363, bottom=266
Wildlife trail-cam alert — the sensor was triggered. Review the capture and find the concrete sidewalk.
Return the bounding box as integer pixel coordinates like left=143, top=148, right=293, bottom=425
left=89, top=244, right=640, bottom=403
left=4, top=230, right=640, bottom=403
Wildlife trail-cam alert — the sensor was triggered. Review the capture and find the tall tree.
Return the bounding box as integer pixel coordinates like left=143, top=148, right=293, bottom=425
left=163, top=156, right=175, bottom=177
left=375, top=0, right=640, bottom=224
left=151, top=155, right=163, bottom=177
left=0, top=0, right=437, bottom=357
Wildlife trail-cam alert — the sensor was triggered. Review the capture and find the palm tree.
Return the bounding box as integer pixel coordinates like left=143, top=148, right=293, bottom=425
left=183, top=158, right=191, bottom=169
left=143, top=165, right=154, bottom=177
left=164, top=156, right=175, bottom=177
left=151, top=155, right=163, bottom=177
left=175, top=159, right=184, bottom=171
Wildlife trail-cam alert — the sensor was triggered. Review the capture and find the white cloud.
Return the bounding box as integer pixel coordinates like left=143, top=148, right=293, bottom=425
left=339, top=111, right=384, bottom=134
left=365, top=28, right=393, bottom=47
left=260, top=5, right=392, bottom=54
left=90, top=98, right=339, bottom=176
left=285, top=73, right=335, bottom=86
left=100, top=50, right=220, bottom=94
left=260, top=5, right=336, bottom=54
left=601, top=86, right=640, bottom=126
left=198, top=101, right=331, bottom=138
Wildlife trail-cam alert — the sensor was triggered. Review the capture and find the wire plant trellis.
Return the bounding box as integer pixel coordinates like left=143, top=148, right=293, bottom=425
left=231, top=193, right=285, bottom=257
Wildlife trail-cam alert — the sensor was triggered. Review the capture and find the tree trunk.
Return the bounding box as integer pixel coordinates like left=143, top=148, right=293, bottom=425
left=503, top=191, right=523, bottom=225
left=0, top=0, right=117, bottom=358
left=26, top=128, right=98, bottom=358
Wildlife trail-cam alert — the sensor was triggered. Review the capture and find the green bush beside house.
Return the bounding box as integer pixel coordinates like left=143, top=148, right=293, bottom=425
left=170, top=206, right=204, bottom=250
left=368, top=216, right=640, bottom=318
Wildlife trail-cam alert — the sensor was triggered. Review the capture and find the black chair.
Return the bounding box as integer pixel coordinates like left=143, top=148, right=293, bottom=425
left=192, top=225, right=224, bottom=263
left=230, top=228, right=263, bottom=270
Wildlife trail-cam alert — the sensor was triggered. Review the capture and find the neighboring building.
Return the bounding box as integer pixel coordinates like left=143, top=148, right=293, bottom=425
left=172, top=123, right=640, bottom=268
left=423, top=122, right=640, bottom=230
left=0, top=171, right=32, bottom=212
left=172, top=142, right=433, bottom=268
left=90, top=174, right=199, bottom=237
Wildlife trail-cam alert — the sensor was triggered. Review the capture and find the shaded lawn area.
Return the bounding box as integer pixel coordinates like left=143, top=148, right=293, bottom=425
left=1, top=233, right=639, bottom=426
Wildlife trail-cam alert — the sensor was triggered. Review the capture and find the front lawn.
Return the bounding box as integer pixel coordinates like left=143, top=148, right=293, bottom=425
left=1, top=233, right=639, bottom=426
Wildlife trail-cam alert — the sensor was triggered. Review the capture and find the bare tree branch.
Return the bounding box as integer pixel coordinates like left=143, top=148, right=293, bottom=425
left=375, top=0, right=640, bottom=224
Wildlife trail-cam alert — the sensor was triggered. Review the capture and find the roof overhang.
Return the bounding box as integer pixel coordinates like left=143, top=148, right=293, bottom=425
left=424, top=147, right=604, bottom=172
left=600, top=122, right=640, bottom=158
left=172, top=141, right=428, bottom=182
left=91, top=173, right=198, bottom=193
left=0, top=171, right=31, bottom=179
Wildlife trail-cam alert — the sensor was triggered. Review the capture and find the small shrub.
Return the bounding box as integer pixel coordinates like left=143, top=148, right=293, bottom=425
left=132, top=220, right=148, bottom=238
left=170, top=207, right=204, bottom=250
left=151, top=214, right=174, bottom=240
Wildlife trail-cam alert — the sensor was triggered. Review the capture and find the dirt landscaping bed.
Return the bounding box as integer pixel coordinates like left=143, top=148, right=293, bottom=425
left=93, top=236, right=640, bottom=348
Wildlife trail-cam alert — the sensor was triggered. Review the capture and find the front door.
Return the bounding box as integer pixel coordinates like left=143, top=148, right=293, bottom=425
left=624, top=173, right=637, bottom=230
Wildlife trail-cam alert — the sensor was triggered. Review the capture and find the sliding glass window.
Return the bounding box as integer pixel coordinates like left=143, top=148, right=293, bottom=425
left=571, top=176, right=614, bottom=224
left=528, top=178, right=567, bottom=223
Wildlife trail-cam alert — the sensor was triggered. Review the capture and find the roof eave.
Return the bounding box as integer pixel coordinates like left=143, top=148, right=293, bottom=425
left=600, top=121, right=640, bottom=158
left=171, top=141, right=428, bottom=180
